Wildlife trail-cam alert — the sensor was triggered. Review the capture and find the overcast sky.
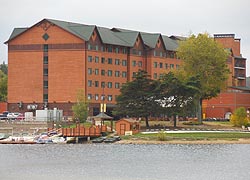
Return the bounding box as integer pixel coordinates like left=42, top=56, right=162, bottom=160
left=1, top=0, right=249, bottom=76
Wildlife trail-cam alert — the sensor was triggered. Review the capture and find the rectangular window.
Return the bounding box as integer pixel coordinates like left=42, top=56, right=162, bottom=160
left=170, top=53, right=175, bottom=58
left=115, top=82, right=120, bottom=89
left=43, top=44, right=48, bottom=52
left=159, top=63, right=163, bottom=68
left=122, top=60, right=127, bottom=66
left=95, top=56, right=99, bottom=63
left=44, top=68, right=48, bottom=76
left=88, top=56, right=92, bottom=62
left=115, top=71, right=120, bottom=77
left=101, top=57, right=105, bottom=64
left=87, top=94, right=92, bottom=100
left=122, top=72, right=127, bottom=78
left=107, top=82, right=112, bottom=88
left=108, top=58, right=112, bottom=64
left=165, top=63, right=168, bottom=69
left=43, top=56, right=48, bottom=64
left=95, top=45, right=98, bottom=51
left=43, top=81, right=48, bottom=89
left=94, top=81, right=99, bottom=87
left=153, top=51, right=156, bottom=56
left=95, top=69, right=99, bottom=75
left=107, top=70, right=112, bottom=76
left=170, top=64, right=174, bottom=69
left=88, top=80, right=92, bottom=87
left=159, top=74, right=163, bottom=79
left=123, top=48, right=127, bottom=54
left=88, top=68, right=92, bottom=75
left=160, top=52, right=163, bottom=57
left=115, top=59, right=120, bottom=65
left=101, top=46, right=104, bottom=52
left=43, top=94, right=48, bottom=102
left=132, top=60, right=136, bottom=67
left=138, top=61, right=142, bottom=67
left=95, top=94, right=99, bottom=101
left=153, top=73, right=157, bottom=79
left=176, top=64, right=180, bottom=70
left=132, top=72, right=137, bottom=78
left=154, top=62, right=157, bottom=68
left=115, top=47, right=119, bottom=53
left=107, top=46, right=112, bottom=52
left=138, top=51, right=142, bottom=56
left=132, top=49, right=136, bottom=55
left=108, top=95, right=112, bottom=101
left=101, top=70, right=105, bottom=76
left=101, top=82, right=105, bottom=88
left=87, top=44, right=91, bottom=50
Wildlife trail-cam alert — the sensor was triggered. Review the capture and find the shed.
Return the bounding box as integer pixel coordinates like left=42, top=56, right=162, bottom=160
left=115, top=119, right=140, bottom=135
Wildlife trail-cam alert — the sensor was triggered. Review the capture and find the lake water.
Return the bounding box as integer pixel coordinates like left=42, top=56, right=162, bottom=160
left=0, top=143, right=250, bottom=180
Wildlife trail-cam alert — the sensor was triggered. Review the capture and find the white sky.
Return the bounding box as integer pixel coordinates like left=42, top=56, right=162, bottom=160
left=1, top=0, right=250, bottom=76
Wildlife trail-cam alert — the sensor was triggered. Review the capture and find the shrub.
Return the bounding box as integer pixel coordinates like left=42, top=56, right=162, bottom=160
left=157, top=131, right=167, bottom=141
left=230, top=107, right=248, bottom=127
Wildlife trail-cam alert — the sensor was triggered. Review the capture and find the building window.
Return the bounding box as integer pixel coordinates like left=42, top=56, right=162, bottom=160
left=132, top=49, right=136, bottom=55
left=44, top=68, right=48, bottom=76
left=159, top=74, right=163, bottom=79
left=94, top=81, right=99, bottom=87
left=153, top=73, right=157, bottom=79
left=170, top=53, right=175, bottom=58
left=176, top=64, right=180, bottom=70
left=107, top=46, right=112, bottom=52
left=170, top=64, right=174, bottom=69
left=115, top=71, right=120, bottom=77
left=43, top=81, right=48, bottom=89
left=101, top=82, right=105, bottom=88
left=43, top=56, right=48, bottom=64
left=132, top=60, right=136, bottom=67
left=138, top=51, right=142, bottom=56
left=138, top=61, right=142, bottom=67
left=165, top=63, right=168, bottom=69
left=159, top=62, right=163, bottom=68
left=87, top=94, right=92, bottom=100
left=101, top=46, right=104, bottom=52
left=115, top=47, right=119, bottom=53
left=95, top=45, right=99, bottom=51
left=43, top=44, right=48, bottom=52
left=95, top=69, right=99, bottom=75
left=122, top=72, right=127, bottom=78
left=95, top=56, right=99, bottom=63
left=115, top=59, right=120, bottom=65
left=122, top=48, right=127, bottom=54
left=95, top=94, right=99, bottom=101
left=88, top=68, right=92, bottom=75
left=160, top=52, right=163, bottom=57
left=43, top=94, right=48, bottom=102
left=115, top=82, right=120, bottom=89
left=122, top=60, right=127, bottom=66
left=107, top=95, right=112, bottom=101
left=107, top=70, right=112, bottom=76
left=87, top=44, right=92, bottom=50
left=108, top=58, right=112, bottom=64
left=154, top=62, right=157, bottom=68
left=88, top=80, right=92, bottom=87
left=107, top=82, right=112, bottom=88
left=153, top=51, right=156, bottom=56
left=88, top=56, right=92, bottom=62
left=101, top=57, right=105, bottom=64
left=101, top=70, right=105, bottom=76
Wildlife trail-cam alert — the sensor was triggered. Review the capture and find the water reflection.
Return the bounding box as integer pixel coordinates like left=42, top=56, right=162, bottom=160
left=0, top=144, right=250, bottom=180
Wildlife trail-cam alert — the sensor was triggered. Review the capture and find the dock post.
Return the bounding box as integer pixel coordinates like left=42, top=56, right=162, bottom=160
left=76, top=137, right=79, bottom=143
left=87, top=136, right=90, bottom=142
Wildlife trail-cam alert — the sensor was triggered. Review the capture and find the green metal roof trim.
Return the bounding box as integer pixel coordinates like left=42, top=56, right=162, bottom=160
left=6, top=18, right=180, bottom=51
left=6, top=28, right=28, bottom=43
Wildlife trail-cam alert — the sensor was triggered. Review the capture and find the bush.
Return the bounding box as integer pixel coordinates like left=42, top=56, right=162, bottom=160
left=157, top=131, right=167, bottom=141
left=230, top=107, right=248, bottom=127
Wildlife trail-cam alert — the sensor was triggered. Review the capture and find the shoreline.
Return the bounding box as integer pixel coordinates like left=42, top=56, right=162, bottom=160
left=115, top=138, right=250, bottom=145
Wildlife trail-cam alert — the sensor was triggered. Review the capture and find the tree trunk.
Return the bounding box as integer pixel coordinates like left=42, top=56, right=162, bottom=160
left=145, top=116, right=150, bottom=128
left=197, top=98, right=202, bottom=124
left=173, top=115, right=177, bottom=128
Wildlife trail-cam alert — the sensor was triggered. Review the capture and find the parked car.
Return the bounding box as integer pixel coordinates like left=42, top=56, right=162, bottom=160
left=0, top=111, right=9, bottom=120
left=16, top=113, right=25, bottom=120
left=7, top=112, right=21, bottom=120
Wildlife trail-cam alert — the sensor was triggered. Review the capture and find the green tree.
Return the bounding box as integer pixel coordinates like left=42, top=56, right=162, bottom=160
left=0, top=61, right=8, bottom=75
left=114, top=70, right=159, bottom=128
left=230, top=107, right=248, bottom=127
left=0, top=70, right=7, bottom=101
left=72, top=89, right=89, bottom=123
left=177, top=33, right=229, bottom=123
left=157, top=71, right=200, bottom=127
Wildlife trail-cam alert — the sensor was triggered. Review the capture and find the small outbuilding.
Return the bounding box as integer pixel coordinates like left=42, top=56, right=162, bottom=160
left=115, top=119, right=140, bottom=135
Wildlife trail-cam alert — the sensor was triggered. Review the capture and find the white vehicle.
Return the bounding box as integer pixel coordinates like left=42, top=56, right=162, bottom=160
left=7, top=112, right=21, bottom=120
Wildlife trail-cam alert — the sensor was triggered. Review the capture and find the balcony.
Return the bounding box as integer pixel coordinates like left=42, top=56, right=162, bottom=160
left=234, top=64, right=245, bottom=70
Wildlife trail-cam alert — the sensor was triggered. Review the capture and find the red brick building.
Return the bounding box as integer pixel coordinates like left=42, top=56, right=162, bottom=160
left=5, top=19, right=249, bottom=118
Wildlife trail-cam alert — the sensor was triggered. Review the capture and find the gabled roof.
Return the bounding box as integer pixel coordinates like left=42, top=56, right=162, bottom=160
left=6, top=18, right=180, bottom=51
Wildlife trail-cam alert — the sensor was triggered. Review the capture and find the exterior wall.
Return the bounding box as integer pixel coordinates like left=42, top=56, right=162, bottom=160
left=0, top=102, right=7, bottom=112
left=203, top=91, right=250, bottom=118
